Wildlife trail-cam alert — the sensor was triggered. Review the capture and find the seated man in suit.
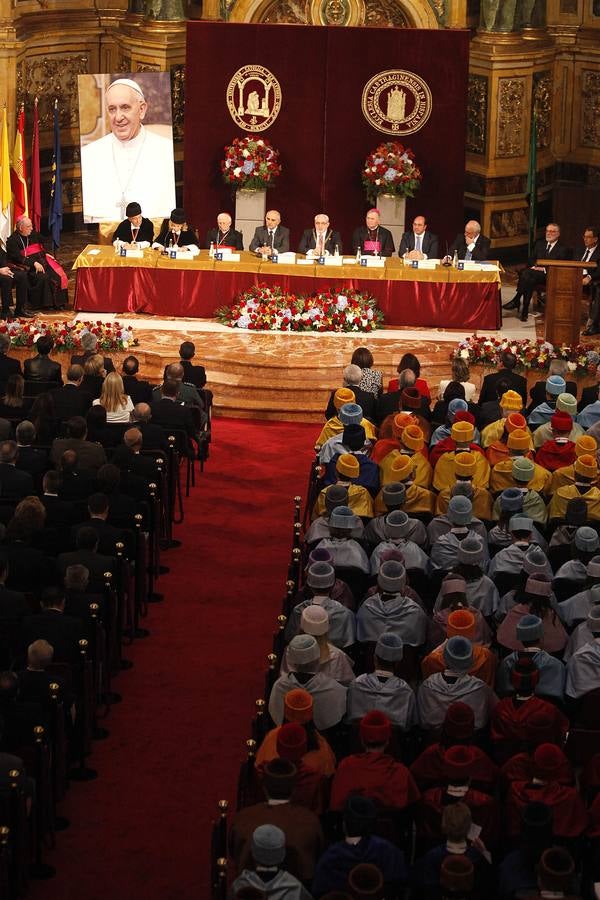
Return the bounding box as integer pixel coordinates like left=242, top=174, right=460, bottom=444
left=179, top=341, right=205, bottom=388
left=445, top=220, right=491, bottom=263
left=579, top=226, right=600, bottom=335
left=20, top=585, right=85, bottom=664
left=71, top=331, right=114, bottom=374
left=150, top=379, right=196, bottom=440
left=203, top=212, right=243, bottom=251
left=131, top=403, right=168, bottom=451
left=298, top=213, right=342, bottom=257
left=111, top=201, right=154, bottom=249
left=0, top=334, right=21, bottom=387
left=0, top=440, right=34, bottom=499
left=56, top=526, right=116, bottom=591
left=351, top=208, right=394, bottom=257
left=49, top=365, right=93, bottom=420
left=249, top=210, right=289, bottom=256
left=15, top=421, right=48, bottom=488
left=503, top=222, right=572, bottom=321
left=50, top=416, right=107, bottom=472
left=398, top=214, right=439, bottom=260
left=121, top=355, right=153, bottom=404
left=478, top=350, right=528, bottom=407
left=152, top=208, right=200, bottom=255
left=24, top=334, right=63, bottom=385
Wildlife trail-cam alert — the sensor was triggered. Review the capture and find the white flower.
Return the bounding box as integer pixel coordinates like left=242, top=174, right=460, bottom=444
left=122, top=341, right=129, bottom=349
left=460, top=349, right=469, bottom=359
left=256, top=139, right=264, bottom=146
left=375, top=179, right=381, bottom=185
left=233, top=167, right=242, bottom=177
left=371, top=166, right=377, bottom=173
left=242, top=149, right=250, bottom=158
left=567, top=361, right=577, bottom=371
left=510, top=345, right=517, bottom=354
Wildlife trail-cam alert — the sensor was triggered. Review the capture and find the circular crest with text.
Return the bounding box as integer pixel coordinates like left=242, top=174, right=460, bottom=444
left=226, top=65, right=282, bottom=133
left=362, top=70, right=432, bottom=136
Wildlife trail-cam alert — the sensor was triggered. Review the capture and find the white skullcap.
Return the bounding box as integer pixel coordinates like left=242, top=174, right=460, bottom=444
left=107, top=78, right=145, bottom=100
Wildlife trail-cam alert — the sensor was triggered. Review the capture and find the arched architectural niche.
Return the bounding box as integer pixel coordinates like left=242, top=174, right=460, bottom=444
left=228, top=0, right=440, bottom=28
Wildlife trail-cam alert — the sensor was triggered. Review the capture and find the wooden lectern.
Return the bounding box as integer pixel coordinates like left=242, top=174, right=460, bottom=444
left=539, top=259, right=596, bottom=346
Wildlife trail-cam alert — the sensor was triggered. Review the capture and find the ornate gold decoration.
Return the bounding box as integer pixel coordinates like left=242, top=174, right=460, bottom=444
left=119, top=57, right=132, bottom=73
left=364, top=0, right=409, bottom=26
left=362, top=70, right=432, bottom=136
left=137, top=63, right=161, bottom=72
left=466, top=73, right=487, bottom=155
left=17, top=55, right=89, bottom=129
left=320, top=0, right=350, bottom=24
left=533, top=71, right=551, bottom=150
left=490, top=208, right=529, bottom=239
left=496, top=77, right=525, bottom=157
left=171, top=64, right=185, bottom=143
left=261, top=0, right=309, bottom=22
left=582, top=70, right=600, bottom=149
left=226, top=64, right=282, bottom=132
left=63, top=178, right=82, bottom=206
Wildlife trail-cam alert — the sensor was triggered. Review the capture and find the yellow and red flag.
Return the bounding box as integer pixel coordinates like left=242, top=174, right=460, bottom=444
left=11, top=105, right=28, bottom=224
left=0, top=108, right=11, bottom=248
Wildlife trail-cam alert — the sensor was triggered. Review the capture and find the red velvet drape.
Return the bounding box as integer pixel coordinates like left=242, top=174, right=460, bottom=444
left=184, top=22, right=470, bottom=252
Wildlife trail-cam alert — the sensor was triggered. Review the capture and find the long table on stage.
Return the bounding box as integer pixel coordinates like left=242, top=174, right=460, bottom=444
left=73, top=246, right=502, bottom=330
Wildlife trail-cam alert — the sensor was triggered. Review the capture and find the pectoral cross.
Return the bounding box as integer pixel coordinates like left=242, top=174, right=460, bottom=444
left=118, top=193, right=127, bottom=219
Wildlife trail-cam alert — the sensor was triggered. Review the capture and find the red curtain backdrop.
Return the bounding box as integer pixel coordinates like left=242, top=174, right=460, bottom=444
left=184, top=22, right=470, bottom=253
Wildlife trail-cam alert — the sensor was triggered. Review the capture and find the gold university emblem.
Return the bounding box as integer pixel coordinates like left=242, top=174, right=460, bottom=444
left=227, top=65, right=282, bottom=133
left=362, top=70, right=432, bottom=136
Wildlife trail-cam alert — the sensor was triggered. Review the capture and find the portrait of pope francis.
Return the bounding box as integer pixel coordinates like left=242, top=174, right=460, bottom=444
left=79, top=73, right=176, bottom=223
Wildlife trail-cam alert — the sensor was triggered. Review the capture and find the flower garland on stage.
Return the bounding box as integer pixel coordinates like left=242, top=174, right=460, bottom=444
left=216, top=284, right=384, bottom=332
left=362, top=141, right=421, bottom=201
left=221, top=136, right=282, bottom=191
left=0, top=319, right=136, bottom=352
left=452, top=334, right=599, bottom=376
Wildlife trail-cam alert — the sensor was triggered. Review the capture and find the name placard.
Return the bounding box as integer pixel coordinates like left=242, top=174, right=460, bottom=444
left=360, top=256, right=385, bottom=268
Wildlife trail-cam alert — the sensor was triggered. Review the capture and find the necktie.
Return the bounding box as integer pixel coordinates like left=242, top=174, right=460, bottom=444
left=583, top=248, right=591, bottom=262
left=318, top=235, right=324, bottom=255
left=546, top=242, right=551, bottom=253
left=465, top=247, right=472, bottom=261
left=415, top=235, right=421, bottom=252
left=269, top=230, right=274, bottom=249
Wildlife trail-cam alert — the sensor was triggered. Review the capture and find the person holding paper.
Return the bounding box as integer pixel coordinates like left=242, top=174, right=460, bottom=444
left=351, top=208, right=394, bottom=257
left=112, top=202, right=154, bottom=249
left=249, top=210, right=290, bottom=256
left=444, top=221, right=491, bottom=264
left=502, top=223, right=571, bottom=322
left=398, top=215, right=439, bottom=260
left=298, top=214, right=342, bottom=257
left=152, top=208, right=199, bottom=256
left=204, top=213, right=244, bottom=251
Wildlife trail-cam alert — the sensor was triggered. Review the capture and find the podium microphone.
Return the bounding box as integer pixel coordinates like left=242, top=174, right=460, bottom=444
left=442, top=243, right=452, bottom=267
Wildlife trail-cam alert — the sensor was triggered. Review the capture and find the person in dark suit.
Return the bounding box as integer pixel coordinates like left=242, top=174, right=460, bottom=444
left=50, top=416, right=107, bottom=472
left=121, top=355, right=153, bottom=404
left=398, top=214, right=439, bottom=259
left=56, top=526, right=116, bottom=590
left=579, top=369, right=600, bottom=412
left=72, top=493, right=131, bottom=559
left=446, top=221, right=491, bottom=263
left=249, top=210, right=290, bottom=255
left=503, top=222, right=572, bottom=321
left=0, top=554, right=29, bottom=619
left=351, top=209, right=395, bottom=257
left=153, top=209, right=200, bottom=254
left=56, top=449, right=97, bottom=503
left=131, top=403, right=168, bottom=451
left=71, top=331, right=114, bottom=374
left=375, top=384, right=431, bottom=427
left=96, top=464, right=138, bottom=526
left=150, top=379, right=196, bottom=439
left=478, top=350, right=528, bottom=406
left=0, top=334, right=21, bottom=387
left=298, top=214, right=342, bottom=257
left=23, top=334, right=63, bottom=385
left=111, top=201, right=154, bottom=248
left=579, top=226, right=600, bottom=335
left=178, top=341, right=207, bottom=390
left=0, top=440, right=34, bottom=499
left=40, top=470, right=78, bottom=528
left=204, top=212, right=243, bottom=251
left=324, top=365, right=377, bottom=423
left=20, top=586, right=85, bottom=664
left=48, top=365, right=93, bottom=420
left=15, top=421, right=48, bottom=489
left=111, top=428, right=160, bottom=482
left=0, top=245, right=32, bottom=320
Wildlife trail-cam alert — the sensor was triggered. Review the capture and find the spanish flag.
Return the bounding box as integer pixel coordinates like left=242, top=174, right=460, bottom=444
left=10, top=104, right=28, bottom=223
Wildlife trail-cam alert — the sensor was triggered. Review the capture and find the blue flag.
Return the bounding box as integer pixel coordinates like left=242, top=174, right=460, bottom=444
left=48, top=101, right=62, bottom=249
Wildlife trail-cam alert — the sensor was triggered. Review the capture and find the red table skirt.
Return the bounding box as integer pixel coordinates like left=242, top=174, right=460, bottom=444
left=75, top=267, right=501, bottom=330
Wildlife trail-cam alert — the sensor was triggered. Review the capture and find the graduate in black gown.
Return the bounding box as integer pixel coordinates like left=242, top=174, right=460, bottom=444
left=112, top=202, right=154, bottom=248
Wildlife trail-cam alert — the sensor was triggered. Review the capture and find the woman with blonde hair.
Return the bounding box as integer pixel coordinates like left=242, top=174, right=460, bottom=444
left=82, top=353, right=106, bottom=399
left=439, top=356, right=476, bottom=402
left=93, top=371, right=133, bottom=423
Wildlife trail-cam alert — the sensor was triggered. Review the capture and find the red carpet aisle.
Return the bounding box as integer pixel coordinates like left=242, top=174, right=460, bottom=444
left=29, top=417, right=318, bottom=900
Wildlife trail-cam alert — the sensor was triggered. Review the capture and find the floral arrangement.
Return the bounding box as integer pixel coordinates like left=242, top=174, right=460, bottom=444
left=221, top=136, right=282, bottom=191
left=362, top=141, right=421, bottom=201
left=216, top=284, right=384, bottom=333
left=451, top=334, right=600, bottom=376
left=0, top=319, right=136, bottom=352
